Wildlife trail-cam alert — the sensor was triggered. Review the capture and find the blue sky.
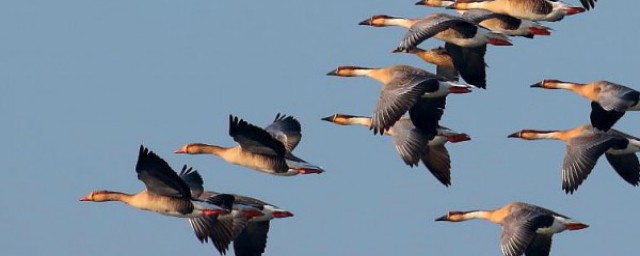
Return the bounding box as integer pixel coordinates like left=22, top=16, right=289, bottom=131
left=2, top=1, right=638, bottom=255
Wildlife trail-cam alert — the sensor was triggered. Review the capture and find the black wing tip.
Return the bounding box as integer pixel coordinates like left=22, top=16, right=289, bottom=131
left=179, top=164, right=190, bottom=175
left=433, top=174, right=451, bottom=187
left=563, top=185, right=577, bottom=194
left=273, top=112, right=301, bottom=127
left=369, top=125, right=388, bottom=135
left=229, top=114, right=251, bottom=134
left=274, top=112, right=290, bottom=121
left=136, top=145, right=159, bottom=170
left=179, top=164, right=201, bottom=178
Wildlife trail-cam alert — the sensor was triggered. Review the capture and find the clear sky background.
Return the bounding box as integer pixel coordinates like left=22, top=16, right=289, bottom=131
left=2, top=1, right=639, bottom=255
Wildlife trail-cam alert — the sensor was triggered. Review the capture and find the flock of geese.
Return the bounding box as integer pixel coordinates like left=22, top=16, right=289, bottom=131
left=80, top=0, right=640, bottom=255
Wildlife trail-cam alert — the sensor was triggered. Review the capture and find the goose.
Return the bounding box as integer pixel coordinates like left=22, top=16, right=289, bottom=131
left=326, top=65, right=474, bottom=135
left=459, top=9, right=552, bottom=38
left=359, top=14, right=499, bottom=88
left=418, top=0, right=597, bottom=10
left=386, top=12, right=512, bottom=52
left=531, top=79, right=640, bottom=131
left=508, top=125, right=640, bottom=193
left=436, top=201, right=588, bottom=256
left=322, top=113, right=470, bottom=186
left=179, top=169, right=294, bottom=256
left=80, top=146, right=238, bottom=251
left=175, top=114, right=324, bottom=176
left=425, top=0, right=588, bottom=22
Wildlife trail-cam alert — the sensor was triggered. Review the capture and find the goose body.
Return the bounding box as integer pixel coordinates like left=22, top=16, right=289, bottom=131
left=322, top=113, right=470, bottom=186
left=358, top=13, right=512, bottom=49
left=531, top=79, right=640, bottom=131
left=420, top=0, right=589, bottom=22
left=509, top=125, right=640, bottom=193
left=175, top=114, right=324, bottom=176
left=436, top=202, right=588, bottom=256
left=459, top=9, right=552, bottom=38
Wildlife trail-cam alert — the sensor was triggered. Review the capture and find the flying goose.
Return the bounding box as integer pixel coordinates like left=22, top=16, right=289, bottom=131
left=436, top=201, right=588, bottom=256
left=322, top=113, right=470, bottom=186
left=531, top=79, right=640, bottom=131
left=326, top=65, right=473, bottom=135
left=175, top=114, right=324, bottom=176
left=508, top=125, right=640, bottom=193
left=80, top=146, right=237, bottom=251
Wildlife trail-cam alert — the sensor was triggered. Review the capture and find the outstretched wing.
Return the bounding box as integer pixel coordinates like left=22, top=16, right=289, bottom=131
left=605, top=153, right=640, bottom=186
left=408, top=97, right=446, bottom=139
left=397, top=14, right=477, bottom=51
left=188, top=215, right=236, bottom=255
left=264, top=113, right=302, bottom=152
left=390, top=119, right=430, bottom=167
left=500, top=214, right=554, bottom=256
left=228, top=115, right=286, bottom=156
left=580, top=0, right=597, bottom=10
left=445, top=43, right=487, bottom=89
left=233, top=221, right=271, bottom=256
left=371, top=79, right=438, bottom=135
left=136, top=145, right=192, bottom=199
left=562, top=133, right=623, bottom=193
left=590, top=101, right=625, bottom=131
left=422, top=144, right=452, bottom=186
left=178, top=165, right=204, bottom=198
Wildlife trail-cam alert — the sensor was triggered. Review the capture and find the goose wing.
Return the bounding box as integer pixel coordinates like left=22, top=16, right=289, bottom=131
left=605, top=153, right=640, bottom=186
left=422, top=144, right=452, bottom=186
left=233, top=221, right=271, bottom=256
left=178, top=165, right=204, bottom=198
left=229, top=115, right=286, bottom=157
left=264, top=113, right=302, bottom=152
left=371, top=78, right=439, bottom=135
left=444, top=43, right=487, bottom=88
left=390, top=118, right=430, bottom=167
left=590, top=101, right=625, bottom=131
left=562, top=133, right=623, bottom=193
left=500, top=214, right=554, bottom=256
left=136, top=146, right=192, bottom=199
left=597, top=83, right=640, bottom=112
left=580, top=0, right=597, bottom=10
left=397, top=14, right=478, bottom=51
left=408, top=96, right=446, bottom=138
